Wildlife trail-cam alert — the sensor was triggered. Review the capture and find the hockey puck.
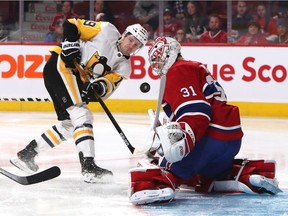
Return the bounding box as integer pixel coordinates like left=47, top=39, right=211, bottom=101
left=140, top=82, right=150, bottom=93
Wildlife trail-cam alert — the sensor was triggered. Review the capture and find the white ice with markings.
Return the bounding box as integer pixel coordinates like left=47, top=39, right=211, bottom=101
left=0, top=112, right=287, bottom=215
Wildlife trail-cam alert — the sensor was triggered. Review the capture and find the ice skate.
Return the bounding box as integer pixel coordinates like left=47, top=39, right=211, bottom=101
left=79, top=152, right=113, bottom=183
left=249, top=174, right=282, bottom=195
left=10, top=139, right=39, bottom=174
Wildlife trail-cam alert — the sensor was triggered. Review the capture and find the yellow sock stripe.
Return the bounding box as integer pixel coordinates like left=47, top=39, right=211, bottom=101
left=73, top=128, right=93, bottom=140
left=47, top=129, right=61, bottom=145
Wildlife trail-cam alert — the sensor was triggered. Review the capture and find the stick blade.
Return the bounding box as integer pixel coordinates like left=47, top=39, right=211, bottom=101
left=25, top=166, right=61, bottom=185
left=0, top=166, right=61, bottom=185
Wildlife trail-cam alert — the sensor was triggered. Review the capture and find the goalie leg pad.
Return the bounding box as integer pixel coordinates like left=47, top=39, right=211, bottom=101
left=214, top=175, right=282, bottom=195
left=130, top=187, right=175, bottom=205
left=129, top=166, right=177, bottom=205
left=231, top=159, right=276, bottom=180
left=214, top=159, right=282, bottom=195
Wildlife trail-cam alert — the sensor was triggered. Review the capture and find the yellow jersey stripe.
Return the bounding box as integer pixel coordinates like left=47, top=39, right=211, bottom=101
left=67, top=18, right=101, bottom=41
left=58, top=58, right=82, bottom=104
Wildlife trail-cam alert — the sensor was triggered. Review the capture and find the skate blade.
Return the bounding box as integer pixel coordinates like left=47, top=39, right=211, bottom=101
left=10, top=157, right=37, bottom=175
left=130, top=187, right=175, bottom=205
left=83, top=173, right=114, bottom=184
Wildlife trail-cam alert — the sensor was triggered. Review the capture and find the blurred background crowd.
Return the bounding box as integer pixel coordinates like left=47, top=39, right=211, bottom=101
left=0, top=0, right=288, bottom=44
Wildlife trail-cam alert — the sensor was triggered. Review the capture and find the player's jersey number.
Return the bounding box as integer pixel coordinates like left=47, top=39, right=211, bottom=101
left=181, top=86, right=197, bottom=97
left=83, top=20, right=97, bottom=27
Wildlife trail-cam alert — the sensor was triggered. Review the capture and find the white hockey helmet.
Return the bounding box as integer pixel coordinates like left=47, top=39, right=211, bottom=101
left=148, top=36, right=181, bottom=76
left=122, top=24, right=148, bottom=54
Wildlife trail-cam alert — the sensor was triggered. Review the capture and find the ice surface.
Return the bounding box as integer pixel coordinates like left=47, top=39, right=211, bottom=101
left=0, top=112, right=287, bottom=216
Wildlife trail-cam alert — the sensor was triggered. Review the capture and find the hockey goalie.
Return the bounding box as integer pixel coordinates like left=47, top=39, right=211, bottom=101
left=129, top=36, right=282, bottom=205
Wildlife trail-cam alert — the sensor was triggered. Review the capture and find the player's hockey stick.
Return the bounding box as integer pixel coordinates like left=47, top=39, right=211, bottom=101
left=0, top=166, right=61, bottom=185
left=74, top=60, right=135, bottom=154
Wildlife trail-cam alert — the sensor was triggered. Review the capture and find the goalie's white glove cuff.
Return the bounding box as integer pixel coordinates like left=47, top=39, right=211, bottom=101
left=178, top=122, right=196, bottom=145
left=156, top=122, right=195, bottom=163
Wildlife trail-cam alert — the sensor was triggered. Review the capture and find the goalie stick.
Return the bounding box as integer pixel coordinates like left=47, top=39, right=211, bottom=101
left=74, top=60, right=135, bottom=154
left=132, top=75, right=167, bottom=156
left=152, top=75, right=166, bottom=131
left=0, top=166, right=61, bottom=185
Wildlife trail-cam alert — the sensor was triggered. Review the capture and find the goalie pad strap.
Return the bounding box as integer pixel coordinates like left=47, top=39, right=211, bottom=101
left=231, top=159, right=276, bottom=179
left=129, top=165, right=178, bottom=192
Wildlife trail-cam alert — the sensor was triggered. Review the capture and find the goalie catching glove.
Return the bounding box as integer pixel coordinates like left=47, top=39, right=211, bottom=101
left=156, top=122, right=195, bottom=163
left=61, top=40, right=80, bottom=68
left=81, top=79, right=107, bottom=101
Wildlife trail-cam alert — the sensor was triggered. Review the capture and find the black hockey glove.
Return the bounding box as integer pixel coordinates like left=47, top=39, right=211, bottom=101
left=60, top=41, right=80, bottom=68
left=81, top=80, right=107, bottom=102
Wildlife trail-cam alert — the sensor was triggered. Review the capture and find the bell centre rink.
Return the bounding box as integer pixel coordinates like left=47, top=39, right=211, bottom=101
left=0, top=112, right=288, bottom=215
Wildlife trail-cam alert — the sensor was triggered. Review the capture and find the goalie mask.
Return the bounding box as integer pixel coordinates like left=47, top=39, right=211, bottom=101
left=119, top=24, right=148, bottom=55
left=148, top=37, right=181, bottom=76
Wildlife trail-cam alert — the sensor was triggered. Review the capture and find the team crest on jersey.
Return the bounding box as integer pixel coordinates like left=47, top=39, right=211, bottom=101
left=83, top=51, right=111, bottom=79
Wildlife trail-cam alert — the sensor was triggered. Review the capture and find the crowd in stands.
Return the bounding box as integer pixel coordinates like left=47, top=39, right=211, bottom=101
left=0, top=0, right=288, bottom=44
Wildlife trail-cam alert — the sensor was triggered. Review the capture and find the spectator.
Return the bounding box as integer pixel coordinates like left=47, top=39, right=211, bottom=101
left=184, top=1, right=207, bottom=42
left=236, top=21, right=268, bottom=44
left=272, top=1, right=288, bottom=20
left=273, top=18, right=288, bottom=44
left=133, top=1, right=159, bottom=30
left=155, top=8, right=180, bottom=38
left=167, top=1, right=187, bottom=28
left=0, top=15, right=9, bottom=42
left=142, top=23, right=155, bottom=43
left=231, top=1, right=253, bottom=41
left=199, top=14, right=227, bottom=43
left=255, top=3, right=277, bottom=36
left=175, top=28, right=191, bottom=43
left=45, top=20, right=63, bottom=43
left=86, top=0, right=114, bottom=23
left=49, top=1, right=78, bottom=32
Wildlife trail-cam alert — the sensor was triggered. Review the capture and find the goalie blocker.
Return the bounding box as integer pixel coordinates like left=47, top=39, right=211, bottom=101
left=129, top=158, right=282, bottom=205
